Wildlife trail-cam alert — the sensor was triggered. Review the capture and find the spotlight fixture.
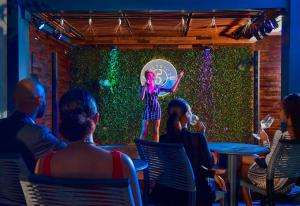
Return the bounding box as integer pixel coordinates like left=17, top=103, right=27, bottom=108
left=38, top=22, right=45, bottom=30
left=54, top=31, right=63, bottom=40
left=231, top=11, right=280, bottom=41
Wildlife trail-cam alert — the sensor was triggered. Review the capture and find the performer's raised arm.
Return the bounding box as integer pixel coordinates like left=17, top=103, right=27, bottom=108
left=171, top=71, right=184, bottom=92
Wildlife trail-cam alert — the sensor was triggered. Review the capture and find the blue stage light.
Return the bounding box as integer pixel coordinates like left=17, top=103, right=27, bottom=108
left=38, top=23, right=45, bottom=30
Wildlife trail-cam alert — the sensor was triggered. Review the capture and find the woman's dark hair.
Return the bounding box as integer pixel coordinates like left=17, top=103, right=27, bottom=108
left=282, top=93, right=300, bottom=140
left=59, top=88, right=98, bottom=141
left=166, top=98, right=191, bottom=136
left=167, top=98, right=190, bottom=115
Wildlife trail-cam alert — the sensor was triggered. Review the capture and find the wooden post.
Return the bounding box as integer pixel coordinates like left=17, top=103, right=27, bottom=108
left=51, top=52, right=58, bottom=135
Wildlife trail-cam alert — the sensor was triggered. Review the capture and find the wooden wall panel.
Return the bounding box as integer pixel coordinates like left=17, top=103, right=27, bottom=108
left=253, top=35, right=282, bottom=140
left=30, top=25, right=71, bottom=130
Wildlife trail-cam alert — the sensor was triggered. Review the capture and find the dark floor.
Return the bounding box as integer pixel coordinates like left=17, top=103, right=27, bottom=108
left=213, top=202, right=299, bottom=206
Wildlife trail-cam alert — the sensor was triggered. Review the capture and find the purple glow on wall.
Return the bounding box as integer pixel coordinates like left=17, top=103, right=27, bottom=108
left=199, top=47, right=214, bottom=125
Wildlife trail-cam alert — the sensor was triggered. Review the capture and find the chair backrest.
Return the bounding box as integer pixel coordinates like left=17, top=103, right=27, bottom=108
left=134, top=139, right=196, bottom=192
left=0, top=153, right=29, bottom=205
left=20, top=174, right=135, bottom=206
left=267, top=139, right=300, bottom=180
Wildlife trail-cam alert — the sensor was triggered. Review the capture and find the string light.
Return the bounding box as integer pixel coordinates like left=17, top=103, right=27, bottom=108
left=148, top=17, right=152, bottom=27
left=88, top=17, right=93, bottom=26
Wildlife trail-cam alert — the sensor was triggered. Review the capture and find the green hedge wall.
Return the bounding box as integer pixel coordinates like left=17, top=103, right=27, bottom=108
left=71, top=47, right=252, bottom=144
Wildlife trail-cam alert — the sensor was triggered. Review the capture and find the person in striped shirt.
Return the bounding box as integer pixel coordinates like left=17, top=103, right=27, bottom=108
left=139, top=69, right=184, bottom=142
left=241, top=93, right=300, bottom=206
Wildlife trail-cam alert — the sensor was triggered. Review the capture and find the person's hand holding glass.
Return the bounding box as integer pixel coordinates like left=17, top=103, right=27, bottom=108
left=188, top=112, right=206, bottom=134
left=253, top=114, right=274, bottom=147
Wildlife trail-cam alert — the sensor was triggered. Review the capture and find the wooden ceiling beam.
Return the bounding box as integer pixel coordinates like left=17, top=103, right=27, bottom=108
left=22, top=0, right=287, bottom=13
left=71, top=36, right=251, bottom=45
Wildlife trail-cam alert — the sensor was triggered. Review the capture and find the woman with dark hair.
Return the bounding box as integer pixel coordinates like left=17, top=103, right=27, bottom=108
left=151, top=98, right=226, bottom=206
left=241, top=93, right=300, bottom=206
left=35, top=88, right=142, bottom=206
left=139, top=69, right=184, bottom=142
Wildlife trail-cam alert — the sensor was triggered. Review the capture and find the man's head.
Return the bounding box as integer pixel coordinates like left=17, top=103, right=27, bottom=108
left=14, top=78, right=46, bottom=119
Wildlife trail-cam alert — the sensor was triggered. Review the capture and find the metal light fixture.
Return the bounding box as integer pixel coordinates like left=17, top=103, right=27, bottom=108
left=148, top=17, right=152, bottom=27
left=38, top=22, right=45, bottom=30
left=88, top=17, right=93, bottom=26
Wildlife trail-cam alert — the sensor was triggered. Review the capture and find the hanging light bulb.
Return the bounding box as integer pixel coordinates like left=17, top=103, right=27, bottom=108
left=60, top=18, right=64, bottom=26
left=88, top=17, right=93, bottom=26
left=181, top=17, right=185, bottom=26
left=148, top=17, right=152, bottom=27
left=209, top=17, right=217, bottom=28
left=118, top=17, right=122, bottom=26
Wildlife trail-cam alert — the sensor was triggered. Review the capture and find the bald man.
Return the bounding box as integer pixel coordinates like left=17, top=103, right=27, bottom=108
left=0, top=78, right=66, bottom=172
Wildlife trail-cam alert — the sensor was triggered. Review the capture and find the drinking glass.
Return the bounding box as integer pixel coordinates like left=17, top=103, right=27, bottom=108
left=253, top=114, right=274, bottom=140
left=260, top=114, right=275, bottom=130
left=190, top=114, right=199, bottom=126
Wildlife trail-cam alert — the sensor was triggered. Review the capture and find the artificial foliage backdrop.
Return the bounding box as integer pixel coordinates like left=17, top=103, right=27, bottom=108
left=71, top=47, right=252, bottom=144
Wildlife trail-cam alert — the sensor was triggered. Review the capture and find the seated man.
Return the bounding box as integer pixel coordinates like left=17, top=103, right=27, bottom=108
left=0, top=78, right=66, bottom=172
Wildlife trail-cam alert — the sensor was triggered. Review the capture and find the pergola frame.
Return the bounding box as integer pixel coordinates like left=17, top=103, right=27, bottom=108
left=6, top=0, right=299, bottom=110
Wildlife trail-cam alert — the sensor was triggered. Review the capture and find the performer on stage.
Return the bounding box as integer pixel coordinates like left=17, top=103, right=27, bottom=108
left=140, top=69, right=184, bottom=142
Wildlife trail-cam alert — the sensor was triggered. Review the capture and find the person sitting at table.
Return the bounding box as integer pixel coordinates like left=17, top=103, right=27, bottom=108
left=0, top=78, right=66, bottom=172
left=35, top=88, right=142, bottom=206
left=241, top=93, right=300, bottom=206
left=151, top=98, right=226, bottom=206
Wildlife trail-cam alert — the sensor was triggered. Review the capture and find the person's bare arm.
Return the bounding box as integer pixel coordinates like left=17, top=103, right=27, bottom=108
left=170, top=71, right=184, bottom=92
left=121, top=155, right=143, bottom=206
left=34, top=159, right=43, bottom=174
left=140, top=85, right=147, bottom=100
left=258, top=129, right=270, bottom=148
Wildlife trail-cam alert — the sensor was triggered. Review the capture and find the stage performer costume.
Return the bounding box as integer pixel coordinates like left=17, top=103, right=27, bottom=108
left=142, top=85, right=170, bottom=120
left=139, top=69, right=184, bottom=142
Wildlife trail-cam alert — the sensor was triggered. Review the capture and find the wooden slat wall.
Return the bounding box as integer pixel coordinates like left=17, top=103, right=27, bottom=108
left=30, top=25, right=71, bottom=130
left=253, top=36, right=281, bottom=140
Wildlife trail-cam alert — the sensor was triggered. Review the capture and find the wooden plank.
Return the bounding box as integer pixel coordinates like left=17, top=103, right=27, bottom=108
left=71, top=36, right=250, bottom=45
left=22, top=0, right=288, bottom=13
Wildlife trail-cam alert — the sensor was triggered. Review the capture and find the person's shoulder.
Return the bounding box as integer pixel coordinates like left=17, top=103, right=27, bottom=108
left=273, top=130, right=283, bottom=139
left=21, top=123, right=51, bottom=135
left=16, top=123, right=59, bottom=146
left=181, top=128, right=205, bottom=138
